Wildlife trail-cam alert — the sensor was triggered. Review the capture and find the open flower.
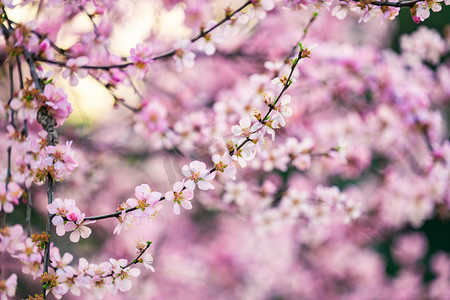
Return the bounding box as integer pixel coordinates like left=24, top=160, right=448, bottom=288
left=65, top=213, right=94, bottom=243
left=128, top=44, right=152, bottom=79
left=182, top=161, right=215, bottom=190
left=173, top=39, right=196, bottom=71
left=212, top=152, right=236, bottom=180
left=165, top=181, right=194, bottom=215
left=110, top=258, right=141, bottom=292
left=42, top=84, right=73, bottom=126
left=126, top=184, right=162, bottom=218
left=231, top=117, right=260, bottom=139
left=47, top=198, right=78, bottom=235
left=62, top=56, right=89, bottom=86
left=113, top=210, right=134, bottom=235
left=0, top=273, right=17, bottom=299
left=142, top=252, right=155, bottom=272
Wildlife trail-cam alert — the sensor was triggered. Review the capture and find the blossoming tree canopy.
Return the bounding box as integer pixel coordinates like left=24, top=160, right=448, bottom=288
left=0, top=0, right=450, bottom=299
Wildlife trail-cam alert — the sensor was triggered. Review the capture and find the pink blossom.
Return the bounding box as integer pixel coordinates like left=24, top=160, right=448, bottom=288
left=12, top=238, right=42, bottom=279
left=173, top=39, right=196, bottom=71
left=358, top=5, right=380, bottom=23
left=0, top=224, right=24, bottom=254
left=212, top=152, right=236, bottom=180
left=165, top=181, right=194, bottom=215
left=43, top=141, right=78, bottom=181
left=249, top=0, right=275, bottom=19
left=113, top=210, right=134, bottom=235
left=231, top=117, right=260, bottom=139
left=412, top=1, right=430, bottom=23
left=271, top=74, right=296, bottom=89
left=42, top=84, right=73, bottom=126
left=142, top=252, right=155, bottom=272
left=62, top=56, right=89, bottom=86
left=331, top=2, right=355, bottom=20
left=182, top=161, right=215, bottom=191
left=0, top=273, right=17, bottom=299
left=0, top=183, right=20, bottom=214
left=50, top=247, right=74, bottom=271
left=128, top=44, right=152, bottom=79
left=66, top=214, right=94, bottom=243
left=47, top=198, right=93, bottom=241
left=55, top=267, right=80, bottom=297
left=134, top=100, right=169, bottom=136
left=197, top=22, right=222, bottom=56
left=110, top=258, right=141, bottom=292
left=85, top=262, right=114, bottom=299
left=126, top=184, right=162, bottom=219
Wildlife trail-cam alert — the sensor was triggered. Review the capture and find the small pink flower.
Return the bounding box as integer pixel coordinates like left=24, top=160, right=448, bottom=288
left=126, top=184, right=162, bottom=218
left=165, top=181, right=194, bottom=215
left=42, top=84, right=73, bottom=126
left=231, top=117, right=260, bottom=139
left=274, top=94, right=292, bottom=116
left=271, top=74, right=296, bottom=89
left=133, top=100, right=168, bottom=136
left=110, top=258, right=140, bottom=292
left=181, top=161, right=215, bottom=191
left=128, top=44, right=152, bottom=79
left=62, top=56, right=89, bottom=86
left=66, top=214, right=94, bottom=243
left=173, top=39, right=196, bottom=71
left=142, top=252, right=155, bottom=272
left=212, top=152, right=236, bottom=180
left=0, top=273, right=17, bottom=299
left=44, top=141, right=78, bottom=181
left=196, top=22, right=222, bottom=56
left=0, top=184, right=17, bottom=214
left=50, top=247, right=74, bottom=271
left=0, top=224, right=25, bottom=254
left=113, top=211, right=134, bottom=235
left=331, top=2, right=353, bottom=20
left=249, top=0, right=275, bottom=19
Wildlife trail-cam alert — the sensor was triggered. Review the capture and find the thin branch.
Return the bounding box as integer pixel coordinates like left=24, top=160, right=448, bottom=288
left=25, top=187, right=32, bottom=237
left=286, top=12, right=318, bottom=62
left=16, top=56, right=24, bottom=89
left=35, top=56, right=131, bottom=70
left=16, top=55, right=32, bottom=236
left=421, top=128, right=434, bottom=153
left=109, top=88, right=141, bottom=112
left=151, top=0, right=253, bottom=61
left=31, top=30, right=67, bottom=56
left=42, top=175, right=54, bottom=298
left=123, top=241, right=152, bottom=269
left=34, top=1, right=253, bottom=70
left=262, top=48, right=304, bottom=123
left=84, top=204, right=144, bottom=221
left=367, top=0, right=421, bottom=7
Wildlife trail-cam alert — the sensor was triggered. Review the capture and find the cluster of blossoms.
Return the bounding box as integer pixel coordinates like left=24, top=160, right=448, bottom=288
left=29, top=139, right=78, bottom=183
left=330, top=0, right=449, bottom=23
left=0, top=181, right=23, bottom=213
left=9, top=82, right=72, bottom=127
left=0, top=0, right=449, bottom=299
left=12, top=130, right=78, bottom=184
left=0, top=224, right=153, bottom=299
left=117, top=96, right=300, bottom=228
left=47, top=198, right=94, bottom=242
